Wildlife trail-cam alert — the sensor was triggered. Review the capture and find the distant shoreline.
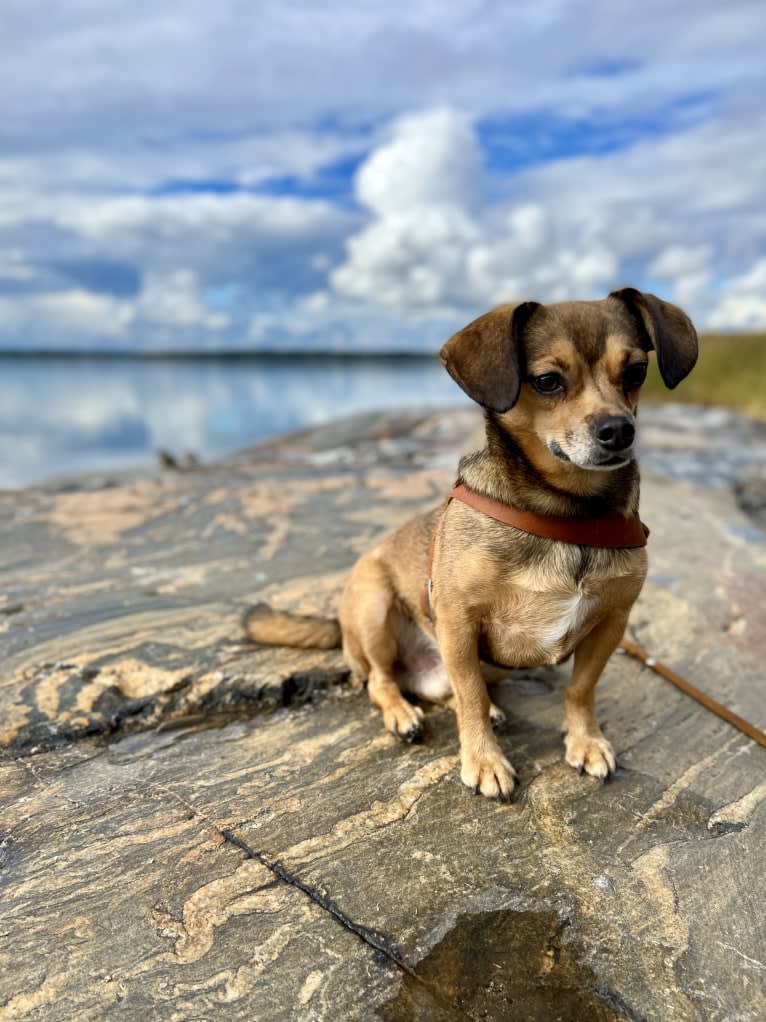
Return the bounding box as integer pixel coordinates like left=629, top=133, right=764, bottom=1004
left=0, top=330, right=761, bottom=362
left=0, top=349, right=439, bottom=361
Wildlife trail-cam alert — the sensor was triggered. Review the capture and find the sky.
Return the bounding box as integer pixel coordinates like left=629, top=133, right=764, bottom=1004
left=0, top=0, right=765, bottom=352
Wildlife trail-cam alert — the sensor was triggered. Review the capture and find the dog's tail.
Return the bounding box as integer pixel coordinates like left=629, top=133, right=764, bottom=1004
left=242, top=602, right=342, bottom=650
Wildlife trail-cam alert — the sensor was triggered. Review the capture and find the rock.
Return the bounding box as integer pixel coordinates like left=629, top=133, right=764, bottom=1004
left=638, top=402, right=766, bottom=491
left=1, top=405, right=765, bottom=1021
left=734, top=469, right=766, bottom=529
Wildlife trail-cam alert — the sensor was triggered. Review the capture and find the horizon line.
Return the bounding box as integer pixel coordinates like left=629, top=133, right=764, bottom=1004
left=0, top=330, right=762, bottom=360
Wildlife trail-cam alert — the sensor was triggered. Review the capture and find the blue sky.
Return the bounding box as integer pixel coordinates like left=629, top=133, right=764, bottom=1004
left=0, top=1, right=765, bottom=351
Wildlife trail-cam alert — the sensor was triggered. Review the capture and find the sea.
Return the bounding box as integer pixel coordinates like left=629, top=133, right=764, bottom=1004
left=0, top=353, right=468, bottom=489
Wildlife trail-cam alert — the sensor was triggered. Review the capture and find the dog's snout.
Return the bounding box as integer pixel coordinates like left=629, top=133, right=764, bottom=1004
left=593, top=415, right=635, bottom=451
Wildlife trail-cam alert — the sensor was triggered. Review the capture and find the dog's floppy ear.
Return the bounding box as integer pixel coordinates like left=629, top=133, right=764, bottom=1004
left=609, top=288, right=698, bottom=389
left=439, top=301, right=540, bottom=412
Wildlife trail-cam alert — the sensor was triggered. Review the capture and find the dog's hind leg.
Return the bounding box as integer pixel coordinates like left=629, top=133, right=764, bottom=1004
left=477, top=664, right=510, bottom=727
left=340, top=555, right=424, bottom=742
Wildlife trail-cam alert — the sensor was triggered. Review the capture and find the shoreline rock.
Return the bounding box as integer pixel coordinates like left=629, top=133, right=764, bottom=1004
left=1, top=405, right=764, bottom=1021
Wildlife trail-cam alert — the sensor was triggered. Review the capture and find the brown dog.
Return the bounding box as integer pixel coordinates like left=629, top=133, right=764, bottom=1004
left=244, top=288, right=697, bottom=799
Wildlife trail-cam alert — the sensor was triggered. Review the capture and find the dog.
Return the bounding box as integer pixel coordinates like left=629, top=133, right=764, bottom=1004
left=244, top=288, right=697, bottom=800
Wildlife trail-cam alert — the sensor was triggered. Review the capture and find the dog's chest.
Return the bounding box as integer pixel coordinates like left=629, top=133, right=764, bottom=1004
left=479, top=555, right=641, bottom=668
left=481, top=590, right=591, bottom=667
left=534, top=589, right=593, bottom=646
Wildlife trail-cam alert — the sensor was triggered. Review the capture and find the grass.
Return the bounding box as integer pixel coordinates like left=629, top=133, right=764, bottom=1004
left=642, top=333, right=766, bottom=420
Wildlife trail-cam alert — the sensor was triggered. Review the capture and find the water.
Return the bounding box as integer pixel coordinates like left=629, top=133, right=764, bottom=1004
left=0, top=353, right=467, bottom=489
left=381, top=908, right=625, bottom=1021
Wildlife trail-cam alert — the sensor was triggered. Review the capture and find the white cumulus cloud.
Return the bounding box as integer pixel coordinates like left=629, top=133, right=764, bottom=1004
left=0, top=1, right=765, bottom=349
left=708, top=259, right=766, bottom=329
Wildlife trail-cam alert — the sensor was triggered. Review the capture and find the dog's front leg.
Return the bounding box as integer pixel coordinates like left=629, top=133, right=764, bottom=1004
left=437, top=614, right=517, bottom=800
left=564, top=609, right=629, bottom=779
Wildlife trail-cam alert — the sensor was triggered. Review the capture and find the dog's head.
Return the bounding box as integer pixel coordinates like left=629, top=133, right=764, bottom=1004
left=440, top=289, right=698, bottom=471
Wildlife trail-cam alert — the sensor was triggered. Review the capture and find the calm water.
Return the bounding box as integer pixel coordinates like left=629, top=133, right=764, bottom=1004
left=0, top=354, right=467, bottom=488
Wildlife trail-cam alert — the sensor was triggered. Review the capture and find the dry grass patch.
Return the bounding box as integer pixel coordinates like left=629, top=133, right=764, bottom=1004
left=643, top=333, right=766, bottom=420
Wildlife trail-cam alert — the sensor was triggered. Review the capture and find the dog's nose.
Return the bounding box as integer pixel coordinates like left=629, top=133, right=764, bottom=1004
left=594, top=416, right=635, bottom=451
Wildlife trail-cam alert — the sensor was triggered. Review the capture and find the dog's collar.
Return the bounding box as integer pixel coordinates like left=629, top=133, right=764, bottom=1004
left=422, top=482, right=648, bottom=622
left=449, top=482, right=648, bottom=548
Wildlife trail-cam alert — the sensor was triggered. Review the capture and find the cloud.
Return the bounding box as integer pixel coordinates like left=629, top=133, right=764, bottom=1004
left=708, top=259, right=766, bottom=329
left=0, top=288, right=133, bottom=337
left=330, top=104, right=766, bottom=323
left=355, top=109, right=482, bottom=215
left=329, top=110, right=480, bottom=312
left=0, top=189, right=356, bottom=347
left=135, top=270, right=229, bottom=331
left=330, top=109, right=625, bottom=316
left=0, top=1, right=765, bottom=350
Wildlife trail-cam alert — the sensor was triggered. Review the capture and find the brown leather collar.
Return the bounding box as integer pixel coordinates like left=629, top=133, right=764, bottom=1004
left=450, top=482, right=648, bottom=548
left=422, top=482, right=648, bottom=621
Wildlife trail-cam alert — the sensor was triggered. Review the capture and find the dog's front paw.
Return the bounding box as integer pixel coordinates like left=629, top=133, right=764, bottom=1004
left=565, top=731, right=616, bottom=779
left=383, top=702, right=424, bottom=743
left=461, top=744, right=518, bottom=801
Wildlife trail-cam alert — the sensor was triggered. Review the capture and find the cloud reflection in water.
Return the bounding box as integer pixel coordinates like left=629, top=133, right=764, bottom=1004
left=0, top=355, right=467, bottom=487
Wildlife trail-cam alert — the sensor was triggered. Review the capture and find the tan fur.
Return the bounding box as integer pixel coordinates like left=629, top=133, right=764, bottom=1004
left=242, top=604, right=341, bottom=650
left=243, top=292, right=697, bottom=799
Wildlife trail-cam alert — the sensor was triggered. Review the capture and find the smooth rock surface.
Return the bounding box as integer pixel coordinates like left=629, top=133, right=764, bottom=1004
left=1, top=405, right=765, bottom=1021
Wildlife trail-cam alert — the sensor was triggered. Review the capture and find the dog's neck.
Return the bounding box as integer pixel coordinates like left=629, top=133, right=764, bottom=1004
left=457, top=413, right=640, bottom=518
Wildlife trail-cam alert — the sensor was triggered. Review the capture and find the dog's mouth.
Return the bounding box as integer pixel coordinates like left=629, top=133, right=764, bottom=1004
left=590, top=452, right=632, bottom=468
left=549, top=440, right=571, bottom=463
left=549, top=439, right=633, bottom=470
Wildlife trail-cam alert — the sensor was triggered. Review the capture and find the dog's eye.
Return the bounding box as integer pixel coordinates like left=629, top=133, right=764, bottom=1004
left=531, top=372, right=564, bottom=395
left=624, top=363, right=648, bottom=389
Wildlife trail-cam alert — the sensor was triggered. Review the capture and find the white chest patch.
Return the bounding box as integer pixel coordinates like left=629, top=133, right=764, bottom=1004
left=538, top=592, right=593, bottom=648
